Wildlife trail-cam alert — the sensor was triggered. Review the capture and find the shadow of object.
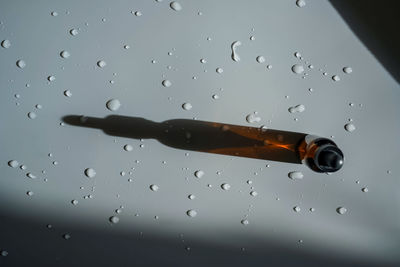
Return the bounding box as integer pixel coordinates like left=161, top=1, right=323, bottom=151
left=62, top=115, right=308, bottom=165
left=330, top=0, right=400, bottom=83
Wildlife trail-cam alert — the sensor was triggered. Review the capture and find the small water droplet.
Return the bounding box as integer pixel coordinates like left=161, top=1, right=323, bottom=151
left=70, top=28, right=79, bottom=36
left=221, top=183, right=231, bottom=190
left=8, top=160, right=19, bottom=168
left=343, top=67, right=352, bottom=74
left=182, top=102, right=192, bottom=110
left=250, top=36, right=255, bottom=41
left=63, top=234, right=71, bottom=240
left=1, top=39, right=11, bottom=48
left=288, top=104, right=305, bottom=113
left=336, top=207, right=347, bottom=215
left=1, top=250, right=9, bottom=257
left=246, top=113, right=261, bottom=123
left=60, top=50, right=70, bottom=59
left=134, top=11, right=142, bottom=16
left=162, top=79, right=172, bottom=87
left=150, top=184, right=159, bottom=192
left=106, top=99, right=121, bottom=111
left=231, top=41, right=241, bottom=62
left=294, top=52, right=302, bottom=58
left=64, top=90, right=72, bottom=97
left=309, top=208, right=315, bottom=212
left=288, top=171, right=304, bottom=179
left=97, top=60, right=106, bottom=68
left=186, top=209, right=197, bottom=217
left=200, top=58, right=206, bottom=64
left=51, top=11, right=58, bottom=16
left=194, top=170, right=204, bottom=178
left=28, top=112, right=37, bottom=119
left=332, top=75, right=340, bottom=81
left=124, top=144, right=133, bottom=151
left=170, top=1, right=182, bottom=11
left=47, top=75, right=55, bottom=82
left=241, top=219, right=249, bottom=225
left=27, top=191, right=34, bottom=196
left=84, top=168, right=96, bottom=178
left=291, top=64, right=304, bottom=74
left=293, top=206, right=301, bottom=212
left=188, top=194, right=195, bottom=200
left=250, top=191, right=258, bottom=196
left=344, top=123, right=356, bottom=132
left=71, top=199, right=78, bottom=205
left=16, top=59, right=26, bottom=69
left=361, top=187, right=368, bottom=193
left=216, top=67, right=223, bottom=74
left=296, top=0, right=306, bottom=8
left=212, top=94, right=219, bottom=100
left=256, top=55, right=266, bottom=63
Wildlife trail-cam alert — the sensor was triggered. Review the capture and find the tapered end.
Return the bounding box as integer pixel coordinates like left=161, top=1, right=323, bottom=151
left=316, top=145, right=344, bottom=172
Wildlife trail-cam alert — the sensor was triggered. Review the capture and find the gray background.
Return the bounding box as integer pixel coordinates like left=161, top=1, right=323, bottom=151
left=0, top=0, right=399, bottom=266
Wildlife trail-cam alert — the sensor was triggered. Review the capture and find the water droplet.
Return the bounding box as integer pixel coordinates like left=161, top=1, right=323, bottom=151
left=288, top=104, right=305, bottom=113
left=336, top=207, right=347, bottom=215
left=162, top=79, right=172, bottom=87
left=84, top=168, right=96, bottom=178
left=63, top=234, right=71, bottom=240
left=16, top=59, right=26, bottom=69
left=194, top=170, right=204, bottom=178
left=124, top=45, right=130, bottom=49
left=250, top=191, right=258, bottom=196
left=170, top=1, right=182, bottom=11
left=343, top=67, right=352, bottom=74
left=216, top=67, right=223, bottom=74
left=221, top=183, right=231, bottom=190
left=293, top=206, right=301, bottom=212
left=47, top=75, right=55, bottom=82
left=182, top=102, right=192, bottom=110
left=97, top=60, right=106, bottom=68
left=1, top=250, right=8, bottom=257
left=296, top=0, right=306, bottom=8
left=361, top=187, right=368, bottom=193
left=51, top=11, right=58, bottom=16
left=256, top=55, right=266, bottom=63
left=69, top=28, right=79, bottom=36
left=60, top=50, right=70, bottom=59
left=200, top=58, right=206, bottom=64
left=64, top=90, right=72, bottom=97
left=134, top=11, right=142, bottom=16
left=241, top=219, right=249, bottom=225
left=212, top=94, right=219, bottom=100
left=294, top=52, right=302, bottom=58
left=246, top=113, right=261, bottom=123
left=28, top=112, right=37, bottom=119
left=291, top=64, right=304, bottom=74
left=309, top=208, right=315, bottom=212
left=250, top=36, right=255, bottom=41
left=288, top=171, right=304, bottom=179
left=106, top=99, right=121, bottom=111
left=188, top=194, right=195, bottom=200
left=8, top=160, right=19, bottom=168
left=1, top=39, right=11, bottom=48
left=108, top=216, right=120, bottom=224
left=186, top=209, right=197, bottom=217
left=150, top=184, right=159, bottom=192
left=231, top=41, right=241, bottom=62
left=332, top=75, right=340, bottom=81
left=344, top=123, right=356, bottom=132
left=123, top=144, right=133, bottom=151
left=27, top=191, right=34, bottom=196
left=71, top=199, right=78, bottom=205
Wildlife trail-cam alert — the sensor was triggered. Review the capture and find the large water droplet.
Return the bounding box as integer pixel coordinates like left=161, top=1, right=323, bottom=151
left=231, top=41, right=241, bottom=62
left=343, top=67, right=352, bottom=74
left=97, top=60, right=106, bottom=68
left=336, top=207, right=347, bottom=215
left=344, top=123, right=356, bottom=132
left=28, top=112, right=37, bottom=119
left=288, top=171, right=304, bottom=179
left=246, top=113, right=261, bottom=123
left=162, top=79, right=172, bottom=87
left=221, top=183, right=231, bottom=190
left=124, top=144, right=133, bottom=151
left=296, top=0, right=306, bottom=8
left=186, top=209, right=197, bottom=217
left=106, top=99, right=121, bottom=111
left=170, top=1, right=182, bottom=11
left=8, top=160, right=19, bottom=168
left=288, top=104, right=305, bottom=113
left=16, top=59, right=26, bottom=69
left=1, top=39, right=11, bottom=48
left=194, top=170, right=204, bottom=178
left=150, top=184, right=159, bottom=192
left=84, top=168, right=96, bottom=178
left=332, top=75, right=340, bottom=81
left=291, top=64, right=304, bottom=74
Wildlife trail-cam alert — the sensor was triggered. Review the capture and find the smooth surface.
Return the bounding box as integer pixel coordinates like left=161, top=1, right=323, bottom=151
left=1, top=0, right=399, bottom=266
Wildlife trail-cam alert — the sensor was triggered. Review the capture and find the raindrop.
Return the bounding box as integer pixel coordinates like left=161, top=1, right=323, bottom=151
left=293, top=206, right=301, bottom=212
left=332, top=75, right=340, bottom=81
left=186, top=209, right=197, bottom=217
left=71, top=199, right=78, bottom=205
left=64, top=90, right=72, bottom=97
left=246, top=113, right=261, bottom=123
left=309, top=208, right=315, bottom=212
left=170, top=1, right=182, bottom=11
left=188, top=194, right=195, bottom=200
left=70, top=28, right=79, bottom=36
left=288, top=171, right=304, bottom=179
left=288, top=104, right=305, bottom=113
left=221, top=183, right=231, bottom=190
left=182, top=102, right=192, bottom=110
left=124, top=144, right=133, bottom=151
left=296, top=0, right=306, bottom=8
left=84, top=168, right=96, bottom=178
left=47, top=75, right=55, bottom=82
left=162, top=79, right=172, bottom=87
left=27, top=191, right=34, bottom=196
left=361, top=187, right=369, bottom=193
left=250, top=191, right=258, bottom=196
left=212, top=94, right=219, bottom=100
left=294, top=52, right=302, bottom=58
left=291, top=64, right=304, bottom=74
left=250, top=36, right=255, bottom=41
left=97, top=60, right=106, bottom=68
left=134, top=11, right=142, bottom=16
left=216, top=67, right=223, bottom=74
left=8, top=160, right=19, bottom=168
left=344, top=123, right=356, bottom=132
left=51, top=11, right=58, bottom=16
left=200, top=58, right=206, bottom=63
left=28, top=112, right=37, bottom=119
left=16, top=59, right=26, bottom=69
left=150, top=184, right=159, bottom=192
left=124, top=45, right=130, bottom=49
left=343, top=67, right=352, bottom=74
left=241, top=219, right=249, bottom=225
left=60, top=50, right=70, bottom=59
left=1, top=39, right=11, bottom=48
left=231, top=41, right=241, bottom=62
left=336, top=207, right=347, bottom=215
left=106, top=99, right=121, bottom=111
left=256, top=55, right=266, bottom=63
left=194, top=170, right=204, bottom=178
